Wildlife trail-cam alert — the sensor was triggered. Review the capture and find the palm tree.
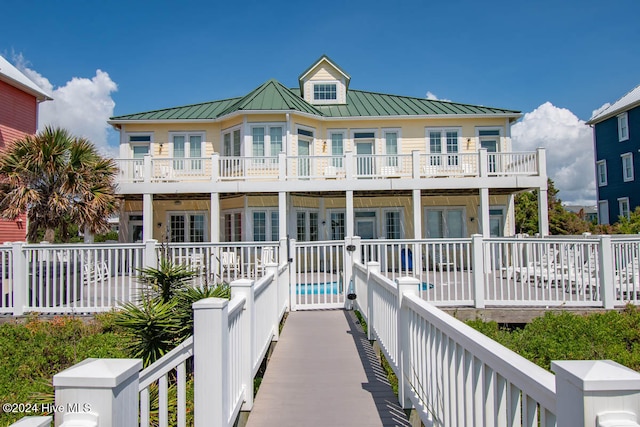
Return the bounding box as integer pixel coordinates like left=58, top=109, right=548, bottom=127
left=0, top=126, right=119, bottom=242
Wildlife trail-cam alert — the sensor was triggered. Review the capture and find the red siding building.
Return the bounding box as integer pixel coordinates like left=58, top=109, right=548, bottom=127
left=0, top=55, right=52, bottom=243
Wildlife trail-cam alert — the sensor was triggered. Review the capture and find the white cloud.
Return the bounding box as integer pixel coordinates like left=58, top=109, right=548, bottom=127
left=426, top=91, right=451, bottom=102
left=511, top=102, right=595, bottom=205
left=12, top=54, right=118, bottom=156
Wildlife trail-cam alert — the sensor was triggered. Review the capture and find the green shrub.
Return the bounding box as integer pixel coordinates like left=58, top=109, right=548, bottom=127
left=0, top=316, right=127, bottom=426
left=468, top=306, right=640, bottom=372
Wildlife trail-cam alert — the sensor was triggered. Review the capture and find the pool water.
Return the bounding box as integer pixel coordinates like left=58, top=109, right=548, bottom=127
left=296, top=282, right=341, bottom=295
left=296, top=281, right=433, bottom=294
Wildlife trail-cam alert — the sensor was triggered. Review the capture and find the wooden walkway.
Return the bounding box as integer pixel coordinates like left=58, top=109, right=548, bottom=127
left=245, top=310, right=412, bottom=427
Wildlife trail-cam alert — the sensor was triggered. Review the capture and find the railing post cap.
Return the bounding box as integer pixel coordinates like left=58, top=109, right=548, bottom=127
left=53, top=358, right=142, bottom=388
left=230, top=278, right=254, bottom=288
left=395, top=276, right=420, bottom=286
left=551, top=360, right=640, bottom=391
left=192, top=297, right=229, bottom=310
left=367, top=261, right=380, bottom=267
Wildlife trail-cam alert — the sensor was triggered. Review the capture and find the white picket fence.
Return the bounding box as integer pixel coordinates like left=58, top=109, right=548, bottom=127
left=354, top=261, right=640, bottom=427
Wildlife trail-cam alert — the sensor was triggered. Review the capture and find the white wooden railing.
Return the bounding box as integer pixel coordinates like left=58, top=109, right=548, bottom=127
left=138, top=336, right=193, bottom=427
left=356, top=262, right=640, bottom=427
left=115, top=148, right=544, bottom=184
left=0, top=240, right=283, bottom=316
left=8, top=262, right=289, bottom=427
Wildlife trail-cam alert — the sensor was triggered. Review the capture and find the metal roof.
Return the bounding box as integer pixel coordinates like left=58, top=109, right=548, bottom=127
left=587, top=83, right=640, bottom=125
left=110, top=80, right=520, bottom=122
left=0, top=54, right=52, bottom=102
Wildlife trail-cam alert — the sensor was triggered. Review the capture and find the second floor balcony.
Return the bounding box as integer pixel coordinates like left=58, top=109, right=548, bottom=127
left=115, top=148, right=546, bottom=193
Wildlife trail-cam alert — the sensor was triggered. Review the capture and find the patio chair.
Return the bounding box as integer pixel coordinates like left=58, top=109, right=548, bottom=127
left=429, top=247, right=454, bottom=271
left=615, top=258, right=640, bottom=299
left=220, top=251, right=240, bottom=278
left=256, top=246, right=276, bottom=277
left=83, top=260, right=110, bottom=285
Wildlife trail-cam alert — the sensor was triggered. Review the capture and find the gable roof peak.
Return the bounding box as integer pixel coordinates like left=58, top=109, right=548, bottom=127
left=298, top=55, right=351, bottom=84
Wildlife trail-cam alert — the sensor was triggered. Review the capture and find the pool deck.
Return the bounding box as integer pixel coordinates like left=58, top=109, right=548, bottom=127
left=245, top=310, right=411, bottom=427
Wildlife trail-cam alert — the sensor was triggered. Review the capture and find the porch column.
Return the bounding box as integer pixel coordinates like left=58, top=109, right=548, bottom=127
left=143, top=193, right=153, bottom=241
left=507, top=194, right=516, bottom=236
left=538, top=188, right=550, bottom=236
left=412, top=189, right=422, bottom=239
left=210, top=192, right=220, bottom=242
left=346, top=190, right=354, bottom=237
left=479, top=188, right=490, bottom=238
left=279, top=192, right=287, bottom=240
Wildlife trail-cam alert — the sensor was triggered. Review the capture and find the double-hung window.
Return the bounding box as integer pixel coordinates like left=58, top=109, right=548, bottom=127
left=597, top=160, right=608, bottom=186
left=618, top=197, right=631, bottom=220
left=169, top=213, right=206, bottom=242
left=618, top=112, right=629, bottom=142
left=622, top=153, right=634, bottom=182
left=171, top=132, right=204, bottom=172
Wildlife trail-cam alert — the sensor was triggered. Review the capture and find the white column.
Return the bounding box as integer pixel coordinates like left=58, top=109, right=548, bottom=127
left=412, top=189, right=422, bottom=239
left=53, top=358, right=142, bottom=427
left=506, top=194, right=516, bottom=236
left=538, top=188, right=550, bottom=236
left=143, top=193, right=153, bottom=241
left=479, top=188, right=490, bottom=238
left=552, top=360, right=640, bottom=427
left=210, top=192, right=220, bottom=242
left=346, top=190, right=354, bottom=238
left=279, top=192, right=287, bottom=240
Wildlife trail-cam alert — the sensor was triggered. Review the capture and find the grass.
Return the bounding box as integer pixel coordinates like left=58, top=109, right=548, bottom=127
left=0, top=313, right=127, bottom=426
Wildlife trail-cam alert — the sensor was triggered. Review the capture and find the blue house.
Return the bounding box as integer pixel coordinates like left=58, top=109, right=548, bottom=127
left=588, top=84, right=640, bottom=224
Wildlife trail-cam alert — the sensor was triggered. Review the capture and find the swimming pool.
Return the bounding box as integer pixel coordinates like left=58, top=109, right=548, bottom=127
left=296, top=282, right=342, bottom=295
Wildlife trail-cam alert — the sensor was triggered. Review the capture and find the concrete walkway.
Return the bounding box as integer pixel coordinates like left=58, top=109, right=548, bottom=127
left=245, top=310, right=412, bottom=427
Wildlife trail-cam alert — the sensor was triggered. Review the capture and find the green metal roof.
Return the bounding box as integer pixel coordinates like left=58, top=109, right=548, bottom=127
left=110, top=81, right=520, bottom=122
left=314, top=89, right=520, bottom=117
left=217, top=79, right=324, bottom=117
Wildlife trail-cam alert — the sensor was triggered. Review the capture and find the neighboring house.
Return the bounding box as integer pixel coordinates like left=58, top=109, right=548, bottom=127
left=0, top=55, right=52, bottom=243
left=588, top=84, right=640, bottom=225
left=108, top=55, right=549, bottom=243
left=564, top=205, right=598, bottom=223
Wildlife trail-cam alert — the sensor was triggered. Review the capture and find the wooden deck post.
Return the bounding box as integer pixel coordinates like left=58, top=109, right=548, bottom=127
left=397, top=276, right=419, bottom=409
left=193, top=297, right=230, bottom=427
left=53, top=358, right=142, bottom=426
left=231, top=279, right=255, bottom=411
left=552, top=360, right=640, bottom=427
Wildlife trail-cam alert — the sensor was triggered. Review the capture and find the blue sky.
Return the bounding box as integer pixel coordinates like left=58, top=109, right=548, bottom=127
left=1, top=0, right=639, bottom=203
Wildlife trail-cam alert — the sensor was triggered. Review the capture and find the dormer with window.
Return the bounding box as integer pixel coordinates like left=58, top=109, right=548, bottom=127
left=299, top=55, right=350, bottom=105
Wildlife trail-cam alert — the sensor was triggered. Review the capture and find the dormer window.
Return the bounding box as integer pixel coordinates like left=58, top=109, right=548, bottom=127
left=314, top=83, right=337, bottom=101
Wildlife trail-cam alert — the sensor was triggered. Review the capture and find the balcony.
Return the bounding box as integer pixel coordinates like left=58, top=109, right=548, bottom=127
left=114, top=148, right=545, bottom=193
